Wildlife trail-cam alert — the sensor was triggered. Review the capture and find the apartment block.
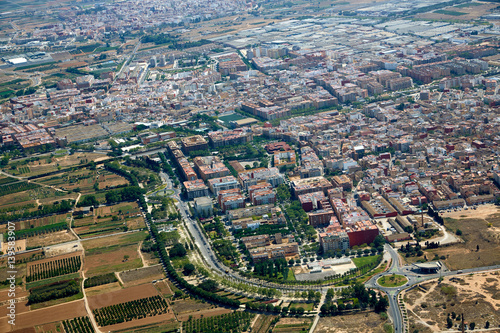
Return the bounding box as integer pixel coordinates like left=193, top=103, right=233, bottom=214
left=208, top=129, right=253, bottom=148
left=183, top=179, right=210, bottom=199
left=207, top=175, right=239, bottom=195
left=180, top=135, right=209, bottom=154
left=193, top=155, right=230, bottom=181
left=238, top=167, right=284, bottom=190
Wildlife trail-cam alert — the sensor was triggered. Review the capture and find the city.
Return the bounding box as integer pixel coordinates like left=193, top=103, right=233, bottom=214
left=0, top=0, right=500, bottom=332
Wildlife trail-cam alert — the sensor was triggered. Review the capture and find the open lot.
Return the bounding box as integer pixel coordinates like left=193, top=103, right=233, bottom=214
left=408, top=211, right=500, bottom=270
left=315, top=311, right=390, bottom=333
left=404, top=271, right=500, bottom=333
left=26, top=230, right=77, bottom=248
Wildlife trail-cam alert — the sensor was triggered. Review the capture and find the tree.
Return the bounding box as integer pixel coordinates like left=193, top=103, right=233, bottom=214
left=375, top=296, right=389, bottom=313
left=288, top=259, right=295, bottom=266
left=123, top=255, right=129, bottom=261
left=456, top=229, right=462, bottom=236
left=199, top=279, right=218, bottom=292
left=485, top=321, right=490, bottom=329
left=169, top=243, right=187, bottom=258
left=183, top=263, right=195, bottom=276
left=446, top=315, right=453, bottom=329
left=469, top=322, right=475, bottom=330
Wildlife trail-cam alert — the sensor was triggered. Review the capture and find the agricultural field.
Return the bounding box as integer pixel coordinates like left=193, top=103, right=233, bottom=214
left=0, top=299, right=88, bottom=332
left=119, top=265, right=165, bottom=287
left=414, top=2, right=499, bottom=20
left=74, top=202, right=145, bottom=238
left=88, top=284, right=160, bottom=310
left=26, top=230, right=77, bottom=249
left=84, top=243, right=142, bottom=276
left=63, top=317, right=94, bottom=333
left=315, top=311, right=391, bottom=333
left=404, top=272, right=500, bottom=333
left=182, top=311, right=254, bottom=333
left=2, top=152, right=111, bottom=177
left=406, top=212, right=500, bottom=270
left=38, top=168, right=128, bottom=194
left=93, top=295, right=171, bottom=326
left=251, top=314, right=278, bottom=333
left=273, top=317, right=313, bottom=333
left=84, top=272, right=118, bottom=288
left=27, top=253, right=82, bottom=282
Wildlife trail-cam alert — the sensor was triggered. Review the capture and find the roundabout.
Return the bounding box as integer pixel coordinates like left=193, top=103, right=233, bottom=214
left=377, top=274, right=408, bottom=288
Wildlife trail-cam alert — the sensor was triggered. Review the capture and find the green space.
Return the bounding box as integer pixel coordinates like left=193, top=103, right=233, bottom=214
left=434, top=9, right=467, bottom=16
left=218, top=112, right=246, bottom=124
left=290, top=302, right=314, bottom=311
left=454, top=2, right=482, bottom=7
left=352, top=255, right=382, bottom=268
left=377, top=274, right=408, bottom=288
left=26, top=272, right=80, bottom=290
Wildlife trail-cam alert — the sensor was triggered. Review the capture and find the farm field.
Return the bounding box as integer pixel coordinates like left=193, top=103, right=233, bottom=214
left=2, top=152, right=111, bottom=177
left=26, top=230, right=77, bottom=248
left=315, top=311, right=391, bottom=333
left=251, top=314, right=278, bottom=333
left=404, top=272, right=500, bottom=333
left=414, top=2, right=499, bottom=20
left=26, top=253, right=82, bottom=282
left=119, top=265, right=164, bottom=286
left=273, top=317, right=312, bottom=333
left=74, top=202, right=145, bottom=237
left=82, top=230, right=148, bottom=250
left=0, top=299, right=87, bottom=332
left=38, top=168, right=128, bottom=194
left=88, top=283, right=160, bottom=309
left=84, top=243, right=142, bottom=276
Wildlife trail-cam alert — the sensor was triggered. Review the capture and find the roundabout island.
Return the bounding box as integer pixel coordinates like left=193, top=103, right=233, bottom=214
left=377, top=274, right=408, bottom=288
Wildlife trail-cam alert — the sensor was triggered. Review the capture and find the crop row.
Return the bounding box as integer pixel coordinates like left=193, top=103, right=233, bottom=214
left=63, top=317, right=94, bottom=333
left=27, top=256, right=81, bottom=282
left=84, top=273, right=118, bottom=288
left=93, top=295, right=169, bottom=326
left=0, top=181, right=39, bottom=196
left=183, top=311, right=254, bottom=333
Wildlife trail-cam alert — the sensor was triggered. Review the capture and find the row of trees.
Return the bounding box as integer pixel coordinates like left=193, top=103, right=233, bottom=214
left=150, top=220, right=241, bottom=308
left=28, top=279, right=80, bottom=305
left=0, top=199, right=74, bottom=224
left=183, top=311, right=253, bottom=333
left=27, top=255, right=81, bottom=282
left=125, top=156, right=161, bottom=173
left=84, top=273, right=118, bottom=288
left=13, top=221, right=68, bottom=240
left=63, top=317, right=94, bottom=333
left=0, top=181, right=39, bottom=196
left=93, top=296, right=169, bottom=326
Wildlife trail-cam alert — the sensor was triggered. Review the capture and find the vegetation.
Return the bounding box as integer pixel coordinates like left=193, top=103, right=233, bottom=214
left=28, top=278, right=80, bottom=305
left=377, top=274, right=408, bottom=288
left=0, top=199, right=74, bottom=224
left=93, top=295, right=169, bottom=326
left=84, top=273, right=118, bottom=288
left=320, top=282, right=389, bottom=316
left=0, top=181, right=40, bottom=196
left=63, top=317, right=95, bottom=333
left=27, top=256, right=81, bottom=282
left=253, top=258, right=290, bottom=280
left=10, top=221, right=68, bottom=239
left=183, top=311, right=253, bottom=333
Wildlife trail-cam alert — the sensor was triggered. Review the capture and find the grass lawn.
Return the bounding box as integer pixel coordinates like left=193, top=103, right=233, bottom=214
left=287, top=268, right=296, bottom=281
left=352, top=254, right=381, bottom=268
left=377, top=274, right=407, bottom=288
left=289, top=302, right=314, bottom=311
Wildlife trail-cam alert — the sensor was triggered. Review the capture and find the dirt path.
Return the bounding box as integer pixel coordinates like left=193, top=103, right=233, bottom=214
left=81, top=250, right=102, bottom=333
left=250, top=314, right=261, bottom=331
left=137, top=241, right=148, bottom=267
left=116, top=271, right=125, bottom=285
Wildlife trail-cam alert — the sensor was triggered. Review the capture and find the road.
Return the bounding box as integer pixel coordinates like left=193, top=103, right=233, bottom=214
left=365, top=244, right=500, bottom=333
left=112, top=41, right=141, bottom=86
